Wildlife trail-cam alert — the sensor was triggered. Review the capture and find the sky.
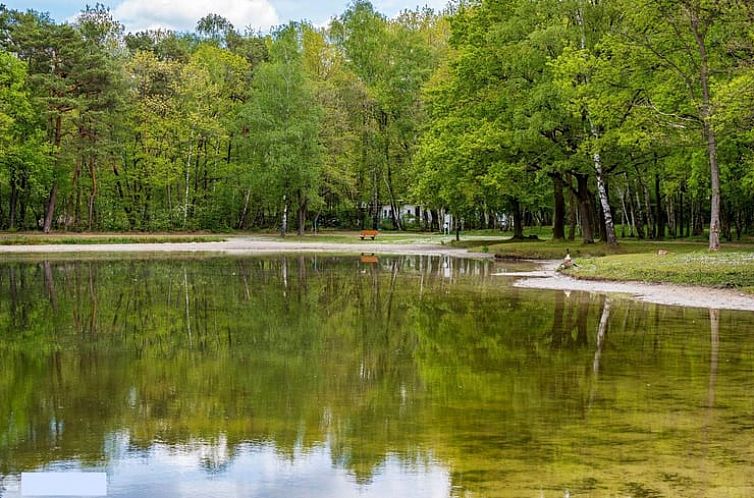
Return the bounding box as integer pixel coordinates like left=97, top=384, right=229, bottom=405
left=2, top=0, right=450, bottom=32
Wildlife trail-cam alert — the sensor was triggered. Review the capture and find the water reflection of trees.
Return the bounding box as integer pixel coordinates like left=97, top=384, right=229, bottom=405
left=0, top=257, right=752, bottom=496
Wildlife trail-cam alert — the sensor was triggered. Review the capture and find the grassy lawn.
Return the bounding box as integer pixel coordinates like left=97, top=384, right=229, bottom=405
left=0, top=232, right=226, bottom=245
left=449, top=237, right=740, bottom=259
left=249, top=230, right=511, bottom=245
left=453, top=229, right=754, bottom=291
left=565, top=251, right=754, bottom=292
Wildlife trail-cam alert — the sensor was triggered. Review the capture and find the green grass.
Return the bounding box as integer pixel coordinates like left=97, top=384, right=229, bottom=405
left=455, top=231, right=754, bottom=290
left=565, top=251, right=754, bottom=292
left=0, top=233, right=226, bottom=245
left=449, top=238, right=743, bottom=260
left=250, top=230, right=512, bottom=246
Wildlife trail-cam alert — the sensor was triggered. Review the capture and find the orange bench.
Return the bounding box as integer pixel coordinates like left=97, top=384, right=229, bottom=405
left=360, top=230, right=379, bottom=240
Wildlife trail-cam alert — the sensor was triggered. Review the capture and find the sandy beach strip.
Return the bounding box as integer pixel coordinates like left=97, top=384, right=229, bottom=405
left=0, top=237, right=485, bottom=258
left=507, top=261, right=754, bottom=312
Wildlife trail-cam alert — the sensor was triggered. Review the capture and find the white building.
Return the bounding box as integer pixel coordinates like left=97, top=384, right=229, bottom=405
left=380, top=204, right=425, bottom=223
left=379, top=205, right=459, bottom=232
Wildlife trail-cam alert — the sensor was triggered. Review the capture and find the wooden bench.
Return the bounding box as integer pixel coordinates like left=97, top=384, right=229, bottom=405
left=360, top=230, right=379, bottom=240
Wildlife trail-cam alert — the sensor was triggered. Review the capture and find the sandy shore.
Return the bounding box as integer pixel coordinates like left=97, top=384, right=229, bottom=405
left=508, top=261, right=754, bottom=312
left=2, top=239, right=753, bottom=311
left=0, top=237, right=483, bottom=258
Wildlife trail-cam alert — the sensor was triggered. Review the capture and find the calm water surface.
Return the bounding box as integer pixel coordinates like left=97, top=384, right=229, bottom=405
left=0, top=255, right=753, bottom=497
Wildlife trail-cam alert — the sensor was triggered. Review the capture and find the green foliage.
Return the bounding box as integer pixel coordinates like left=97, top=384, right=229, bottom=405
left=0, top=0, right=752, bottom=242
left=237, top=24, right=324, bottom=232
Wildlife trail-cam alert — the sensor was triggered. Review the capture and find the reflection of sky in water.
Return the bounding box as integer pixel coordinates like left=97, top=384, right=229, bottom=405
left=4, top=435, right=450, bottom=498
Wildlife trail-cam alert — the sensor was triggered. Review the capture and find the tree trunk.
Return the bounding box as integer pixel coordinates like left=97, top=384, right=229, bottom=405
left=575, top=174, right=594, bottom=244
left=372, top=162, right=380, bottom=230
left=512, top=198, right=524, bottom=240
left=18, top=173, right=28, bottom=228
left=71, top=159, right=82, bottom=230
left=8, top=165, right=17, bottom=230
left=568, top=184, right=577, bottom=241
left=43, top=114, right=63, bottom=233
left=655, top=173, right=664, bottom=240
left=633, top=188, right=645, bottom=239
left=43, top=184, right=58, bottom=233
left=381, top=110, right=403, bottom=231
left=297, top=191, right=307, bottom=237
left=184, top=130, right=195, bottom=226
left=679, top=186, right=685, bottom=238
left=576, top=2, right=617, bottom=245
left=619, top=185, right=629, bottom=238
left=385, top=170, right=402, bottom=231
left=281, top=195, right=289, bottom=237
left=88, top=157, right=97, bottom=231
left=238, top=188, right=251, bottom=229
left=112, top=162, right=132, bottom=229
left=666, top=194, right=676, bottom=238
left=592, top=149, right=617, bottom=245
left=642, top=181, right=654, bottom=239
left=721, top=200, right=733, bottom=242
left=552, top=174, right=566, bottom=240
left=690, top=9, right=721, bottom=250
left=625, top=181, right=636, bottom=238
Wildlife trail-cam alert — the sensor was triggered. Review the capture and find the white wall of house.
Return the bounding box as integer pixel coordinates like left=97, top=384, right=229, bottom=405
left=380, top=204, right=425, bottom=222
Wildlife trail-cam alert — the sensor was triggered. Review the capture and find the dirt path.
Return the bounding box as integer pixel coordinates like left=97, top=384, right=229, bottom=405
left=508, top=261, right=754, bottom=312
left=0, top=237, right=483, bottom=258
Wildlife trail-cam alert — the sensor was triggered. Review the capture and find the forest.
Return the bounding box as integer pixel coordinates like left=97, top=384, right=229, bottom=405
left=0, top=0, right=753, bottom=250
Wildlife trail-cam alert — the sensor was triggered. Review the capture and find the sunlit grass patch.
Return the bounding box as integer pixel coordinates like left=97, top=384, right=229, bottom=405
left=565, top=250, right=754, bottom=290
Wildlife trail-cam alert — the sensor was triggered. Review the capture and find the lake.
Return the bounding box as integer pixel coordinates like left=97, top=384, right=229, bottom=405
left=0, top=255, right=753, bottom=497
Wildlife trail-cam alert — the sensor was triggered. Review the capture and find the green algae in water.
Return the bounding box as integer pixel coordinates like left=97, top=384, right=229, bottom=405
left=0, top=255, right=753, bottom=497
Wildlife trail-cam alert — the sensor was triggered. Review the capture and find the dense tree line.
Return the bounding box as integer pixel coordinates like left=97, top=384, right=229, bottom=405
left=415, top=0, right=754, bottom=250
left=0, top=2, right=445, bottom=234
left=0, top=1, right=753, bottom=248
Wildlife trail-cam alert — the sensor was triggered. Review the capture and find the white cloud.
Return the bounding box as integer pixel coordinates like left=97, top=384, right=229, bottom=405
left=113, top=0, right=280, bottom=33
